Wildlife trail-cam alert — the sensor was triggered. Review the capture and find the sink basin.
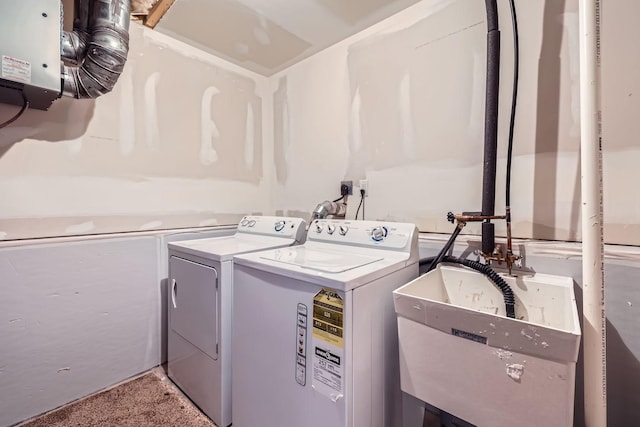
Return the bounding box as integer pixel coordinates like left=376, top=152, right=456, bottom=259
left=393, top=264, right=581, bottom=426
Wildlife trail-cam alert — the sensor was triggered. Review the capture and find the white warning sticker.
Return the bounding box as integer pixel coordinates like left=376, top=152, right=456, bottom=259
left=2, top=55, right=31, bottom=84
left=312, top=345, right=343, bottom=397
left=311, top=288, right=344, bottom=400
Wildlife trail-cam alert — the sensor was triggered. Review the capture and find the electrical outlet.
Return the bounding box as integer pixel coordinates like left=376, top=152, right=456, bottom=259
left=359, top=179, right=368, bottom=197
left=340, top=180, right=353, bottom=196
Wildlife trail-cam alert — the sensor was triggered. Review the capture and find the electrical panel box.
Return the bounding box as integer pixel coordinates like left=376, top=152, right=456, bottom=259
left=0, top=0, right=62, bottom=110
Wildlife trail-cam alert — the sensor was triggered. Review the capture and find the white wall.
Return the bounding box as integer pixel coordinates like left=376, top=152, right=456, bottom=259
left=0, top=227, right=233, bottom=427
left=0, top=23, right=273, bottom=241
left=2, top=0, right=637, bottom=244
left=0, top=236, right=159, bottom=426
left=271, top=0, right=640, bottom=247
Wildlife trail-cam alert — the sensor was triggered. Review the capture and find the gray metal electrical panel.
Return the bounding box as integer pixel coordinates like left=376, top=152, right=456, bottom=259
left=0, top=0, right=62, bottom=110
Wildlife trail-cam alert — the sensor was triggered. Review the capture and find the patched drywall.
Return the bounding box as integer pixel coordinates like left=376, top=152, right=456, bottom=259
left=0, top=23, right=271, bottom=240
left=273, top=76, right=291, bottom=184
left=7, top=0, right=632, bottom=243
left=270, top=0, right=639, bottom=246
left=155, top=0, right=421, bottom=76
left=156, top=0, right=312, bottom=75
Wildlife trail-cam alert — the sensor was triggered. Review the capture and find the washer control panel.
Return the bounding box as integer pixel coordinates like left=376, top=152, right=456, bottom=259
left=309, top=219, right=417, bottom=250
left=237, top=215, right=307, bottom=239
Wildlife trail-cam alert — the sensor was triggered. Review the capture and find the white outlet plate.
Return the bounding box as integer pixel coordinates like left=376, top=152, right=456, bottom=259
left=359, top=179, right=369, bottom=197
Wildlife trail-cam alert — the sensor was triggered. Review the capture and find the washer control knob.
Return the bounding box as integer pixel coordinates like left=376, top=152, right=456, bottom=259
left=371, top=226, right=388, bottom=242
left=326, top=224, right=336, bottom=235
left=338, top=225, right=349, bottom=236
left=274, top=220, right=286, bottom=232
left=240, top=218, right=249, bottom=226
left=247, top=220, right=256, bottom=227
left=315, top=223, right=324, bottom=233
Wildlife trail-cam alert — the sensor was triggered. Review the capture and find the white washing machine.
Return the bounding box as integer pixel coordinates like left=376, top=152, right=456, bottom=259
left=231, top=219, right=419, bottom=427
left=167, top=215, right=307, bottom=427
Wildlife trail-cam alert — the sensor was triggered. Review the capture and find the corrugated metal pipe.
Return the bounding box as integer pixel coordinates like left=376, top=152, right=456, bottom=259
left=61, top=0, right=131, bottom=98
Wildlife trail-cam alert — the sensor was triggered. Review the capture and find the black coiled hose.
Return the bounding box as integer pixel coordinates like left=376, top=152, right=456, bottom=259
left=442, top=256, right=516, bottom=318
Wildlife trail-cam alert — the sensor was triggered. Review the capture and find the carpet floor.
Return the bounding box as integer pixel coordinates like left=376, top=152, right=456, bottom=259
left=16, top=368, right=446, bottom=427
left=18, top=368, right=216, bottom=427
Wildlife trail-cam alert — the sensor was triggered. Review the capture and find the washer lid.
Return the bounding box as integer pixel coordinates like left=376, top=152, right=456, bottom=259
left=258, top=246, right=383, bottom=273
left=234, top=242, right=415, bottom=291
left=168, top=234, right=298, bottom=262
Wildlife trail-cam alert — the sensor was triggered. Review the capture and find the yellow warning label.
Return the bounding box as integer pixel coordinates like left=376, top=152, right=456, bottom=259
left=312, top=288, right=344, bottom=348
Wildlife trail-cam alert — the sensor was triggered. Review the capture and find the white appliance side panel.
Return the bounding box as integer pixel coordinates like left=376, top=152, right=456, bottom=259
left=169, top=256, right=218, bottom=359
left=352, top=265, right=418, bottom=427
left=219, top=260, right=233, bottom=427
left=232, top=265, right=348, bottom=427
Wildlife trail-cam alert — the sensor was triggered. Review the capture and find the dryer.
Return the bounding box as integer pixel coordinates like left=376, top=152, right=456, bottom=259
left=167, top=215, right=306, bottom=427
left=231, top=219, right=419, bottom=427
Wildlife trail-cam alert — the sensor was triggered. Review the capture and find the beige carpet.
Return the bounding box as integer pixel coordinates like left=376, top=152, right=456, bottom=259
left=19, top=369, right=215, bottom=427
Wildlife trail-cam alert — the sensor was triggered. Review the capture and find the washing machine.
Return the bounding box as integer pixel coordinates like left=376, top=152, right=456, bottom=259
left=167, top=215, right=307, bottom=427
left=231, top=219, right=419, bottom=427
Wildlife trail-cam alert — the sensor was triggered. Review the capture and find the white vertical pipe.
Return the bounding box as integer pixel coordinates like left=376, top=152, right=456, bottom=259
left=579, top=1, right=607, bottom=426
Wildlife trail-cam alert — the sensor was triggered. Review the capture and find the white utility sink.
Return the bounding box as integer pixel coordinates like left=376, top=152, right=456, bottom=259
left=393, top=264, right=581, bottom=427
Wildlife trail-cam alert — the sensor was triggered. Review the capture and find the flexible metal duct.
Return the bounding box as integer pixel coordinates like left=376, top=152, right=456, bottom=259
left=61, top=0, right=91, bottom=66
left=61, top=0, right=131, bottom=98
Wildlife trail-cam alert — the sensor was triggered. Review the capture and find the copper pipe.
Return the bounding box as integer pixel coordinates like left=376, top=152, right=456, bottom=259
left=452, top=213, right=506, bottom=223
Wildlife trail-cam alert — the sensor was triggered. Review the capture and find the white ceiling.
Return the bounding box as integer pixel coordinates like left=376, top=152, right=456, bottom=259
left=152, top=0, right=420, bottom=76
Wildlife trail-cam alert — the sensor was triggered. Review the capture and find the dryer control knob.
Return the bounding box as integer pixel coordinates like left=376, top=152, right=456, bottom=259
left=326, top=224, right=336, bottom=235
left=247, top=220, right=256, bottom=227
left=240, top=219, right=249, bottom=226
left=371, top=226, right=388, bottom=242
left=274, top=220, right=286, bottom=232
left=339, top=225, right=349, bottom=236
left=315, top=223, right=324, bottom=233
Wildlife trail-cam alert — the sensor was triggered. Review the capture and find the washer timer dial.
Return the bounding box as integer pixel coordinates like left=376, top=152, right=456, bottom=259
left=370, top=226, right=388, bottom=242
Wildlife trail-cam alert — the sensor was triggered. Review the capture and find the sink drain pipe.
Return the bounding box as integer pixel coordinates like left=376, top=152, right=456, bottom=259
left=579, top=0, right=607, bottom=425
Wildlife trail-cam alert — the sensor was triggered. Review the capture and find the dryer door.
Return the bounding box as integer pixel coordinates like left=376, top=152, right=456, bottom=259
left=169, top=256, right=219, bottom=360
